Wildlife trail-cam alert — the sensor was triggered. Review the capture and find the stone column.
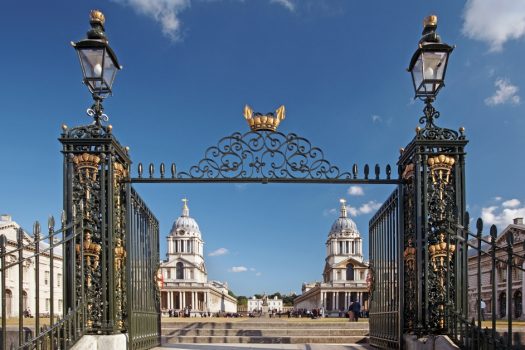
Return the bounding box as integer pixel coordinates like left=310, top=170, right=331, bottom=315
left=522, top=261, right=525, bottom=320
left=167, top=292, right=171, bottom=309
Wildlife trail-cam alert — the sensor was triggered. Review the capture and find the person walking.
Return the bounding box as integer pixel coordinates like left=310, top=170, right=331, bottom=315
left=348, top=301, right=354, bottom=322
left=480, top=299, right=486, bottom=321
left=352, top=300, right=361, bottom=322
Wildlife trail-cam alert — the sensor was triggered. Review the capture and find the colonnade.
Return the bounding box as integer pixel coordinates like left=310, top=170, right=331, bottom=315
left=162, top=290, right=209, bottom=312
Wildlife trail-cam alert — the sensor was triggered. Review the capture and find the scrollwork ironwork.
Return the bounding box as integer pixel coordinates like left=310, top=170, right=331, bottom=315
left=416, top=100, right=459, bottom=141
left=178, top=130, right=354, bottom=180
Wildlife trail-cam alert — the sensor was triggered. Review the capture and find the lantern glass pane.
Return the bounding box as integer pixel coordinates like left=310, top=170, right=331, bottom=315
left=102, top=50, right=118, bottom=90
left=412, top=54, right=424, bottom=92
left=78, top=48, right=105, bottom=80
left=422, top=51, right=448, bottom=82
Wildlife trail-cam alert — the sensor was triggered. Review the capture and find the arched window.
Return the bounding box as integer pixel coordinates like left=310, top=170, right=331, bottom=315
left=176, top=262, right=184, bottom=279
left=346, top=264, right=354, bottom=281
left=514, top=290, right=522, bottom=319
left=499, top=292, right=506, bottom=318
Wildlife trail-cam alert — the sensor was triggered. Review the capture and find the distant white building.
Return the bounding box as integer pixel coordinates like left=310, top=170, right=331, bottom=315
left=248, top=295, right=283, bottom=312
left=294, top=200, right=369, bottom=315
left=0, top=215, right=63, bottom=318
left=159, top=200, right=237, bottom=315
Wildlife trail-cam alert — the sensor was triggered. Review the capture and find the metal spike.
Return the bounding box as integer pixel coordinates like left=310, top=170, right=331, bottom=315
left=386, top=165, right=391, bottom=180
left=171, top=163, right=176, bottom=178
left=48, top=216, right=55, bottom=230
left=364, top=164, right=369, bottom=180
left=149, top=163, right=154, bottom=178
left=464, top=212, right=470, bottom=229
left=352, top=164, right=358, bottom=179
left=138, top=163, right=143, bottom=178
left=160, top=163, right=165, bottom=179
left=34, top=221, right=41, bottom=238
left=476, top=218, right=483, bottom=234
left=375, top=164, right=380, bottom=180
left=490, top=224, right=497, bottom=238
left=33, top=221, right=40, bottom=240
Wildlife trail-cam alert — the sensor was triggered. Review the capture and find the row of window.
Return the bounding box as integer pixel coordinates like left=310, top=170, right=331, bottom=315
left=165, top=262, right=194, bottom=280
left=328, top=240, right=361, bottom=255
left=4, top=269, right=62, bottom=287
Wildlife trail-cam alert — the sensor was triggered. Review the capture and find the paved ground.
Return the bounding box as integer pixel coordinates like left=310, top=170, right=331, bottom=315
left=153, top=344, right=373, bottom=350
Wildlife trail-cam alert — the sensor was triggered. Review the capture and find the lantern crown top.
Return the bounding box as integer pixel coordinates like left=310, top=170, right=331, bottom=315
left=90, top=10, right=105, bottom=25
left=423, top=15, right=437, bottom=28
left=243, top=105, right=285, bottom=132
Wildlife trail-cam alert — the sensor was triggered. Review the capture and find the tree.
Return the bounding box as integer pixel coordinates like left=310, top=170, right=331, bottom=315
left=237, top=296, right=248, bottom=306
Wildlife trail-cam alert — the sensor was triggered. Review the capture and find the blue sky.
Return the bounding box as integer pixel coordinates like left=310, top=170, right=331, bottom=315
left=1, top=0, right=524, bottom=296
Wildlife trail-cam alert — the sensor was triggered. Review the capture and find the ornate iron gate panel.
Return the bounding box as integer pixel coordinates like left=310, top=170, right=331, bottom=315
left=126, top=186, right=161, bottom=350
left=369, top=188, right=403, bottom=349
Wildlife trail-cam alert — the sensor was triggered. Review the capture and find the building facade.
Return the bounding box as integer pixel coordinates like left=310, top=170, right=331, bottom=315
left=248, top=295, right=283, bottom=313
left=159, top=200, right=237, bottom=316
left=468, top=217, right=525, bottom=320
left=0, top=215, right=63, bottom=318
left=294, top=200, right=369, bottom=315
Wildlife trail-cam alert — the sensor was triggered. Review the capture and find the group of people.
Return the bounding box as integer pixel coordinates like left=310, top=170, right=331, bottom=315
left=167, top=305, right=194, bottom=317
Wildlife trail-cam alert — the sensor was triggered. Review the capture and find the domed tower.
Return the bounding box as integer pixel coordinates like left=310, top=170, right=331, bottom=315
left=166, top=199, right=207, bottom=282
left=324, top=199, right=364, bottom=283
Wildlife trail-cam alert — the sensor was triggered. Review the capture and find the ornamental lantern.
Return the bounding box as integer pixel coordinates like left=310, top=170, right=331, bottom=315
left=408, top=15, right=454, bottom=100
left=72, top=10, right=122, bottom=101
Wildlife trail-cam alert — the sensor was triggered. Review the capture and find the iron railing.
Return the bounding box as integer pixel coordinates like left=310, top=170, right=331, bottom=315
left=1, top=210, right=85, bottom=350
left=369, top=188, right=403, bottom=349
left=447, top=213, right=524, bottom=349
left=126, top=186, right=161, bottom=350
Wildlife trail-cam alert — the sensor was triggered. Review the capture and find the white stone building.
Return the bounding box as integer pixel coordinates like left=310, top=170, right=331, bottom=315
left=468, top=217, right=525, bottom=320
left=0, top=215, right=63, bottom=318
left=294, top=200, right=369, bottom=315
left=159, top=200, right=237, bottom=316
left=248, top=295, right=283, bottom=312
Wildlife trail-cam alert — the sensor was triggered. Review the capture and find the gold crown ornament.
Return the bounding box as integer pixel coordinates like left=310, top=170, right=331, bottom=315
left=244, top=105, right=285, bottom=131
left=429, top=233, right=455, bottom=270
left=76, top=230, right=102, bottom=282
left=90, top=9, right=105, bottom=25
left=402, top=163, right=415, bottom=181
left=423, top=15, right=438, bottom=28
left=113, top=162, right=128, bottom=179
left=428, top=154, right=455, bottom=185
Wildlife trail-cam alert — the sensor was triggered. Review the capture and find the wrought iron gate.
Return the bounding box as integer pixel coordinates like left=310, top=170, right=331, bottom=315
left=369, top=188, right=403, bottom=349
left=126, top=186, right=161, bottom=350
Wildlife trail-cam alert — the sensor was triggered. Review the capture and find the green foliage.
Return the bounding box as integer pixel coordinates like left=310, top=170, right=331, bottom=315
left=228, top=290, right=236, bottom=298
left=237, top=295, right=248, bottom=306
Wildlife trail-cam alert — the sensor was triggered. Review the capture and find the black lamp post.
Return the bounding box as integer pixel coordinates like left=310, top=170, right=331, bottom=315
left=408, top=15, right=454, bottom=128
left=72, top=10, right=122, bottom=125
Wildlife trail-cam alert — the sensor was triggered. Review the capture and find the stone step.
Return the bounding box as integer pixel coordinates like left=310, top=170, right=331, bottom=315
left=162, top=328, right=369, bottom=337
left=162, top=335, right=368, bottom=344
left=162, top=322, right=369, bottom=330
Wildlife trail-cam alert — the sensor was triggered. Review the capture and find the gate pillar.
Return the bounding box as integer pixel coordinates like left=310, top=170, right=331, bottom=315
left=60, top=121, right=130, bottom=334
left=398, top=101, right=468, bottom=335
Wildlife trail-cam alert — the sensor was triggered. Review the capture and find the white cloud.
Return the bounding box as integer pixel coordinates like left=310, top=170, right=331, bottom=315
left=502, top=199, right=521, bottom=208
left=347, top=186, right=364, bottom=196
left=270, top=0, right=295, bottom=12
left=356, top=201, right=382, bottom=215
left=255, top=272, right=262, bottom=276
left=462, top=0, right=525, bottom=52
left=371, top=115, right=382, bottom=123
left=230, top=266, right=248, bottom=273
left=485, top=79, right=520, bottom=106
left=481, top=200, right=525, bottom=228
left=209, top=247, right=229, bottom=256
left=115, top=0, right=296, bottom=41
left=495, top=196, right=503, bottom=201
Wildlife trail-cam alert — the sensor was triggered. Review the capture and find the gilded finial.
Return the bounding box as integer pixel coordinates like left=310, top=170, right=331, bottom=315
left=424, top=15, right=437, bottom=27
left=90, top=9, right=105, bottom=25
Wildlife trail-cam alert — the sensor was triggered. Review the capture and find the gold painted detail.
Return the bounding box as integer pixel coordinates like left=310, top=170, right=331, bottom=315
left=428, top=154, right=455, bottom=185
left=244, top=105, right=285, bottom=131
left=404, top=239, right=416, bottom=269
left=73, top=153, right=100, bottom=183
left=113, top=162, right=128, bottom=179
left=424, top=15, right=437, bottom=27
left=76, top=230, right=102, bottom=277
left=90, top=9, right=105, bottom=25
left=402, top=163, right=414, bottom=180
left=429, top=233, right=455, bottom=269
left=114, top=238, right=126, bottom=272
